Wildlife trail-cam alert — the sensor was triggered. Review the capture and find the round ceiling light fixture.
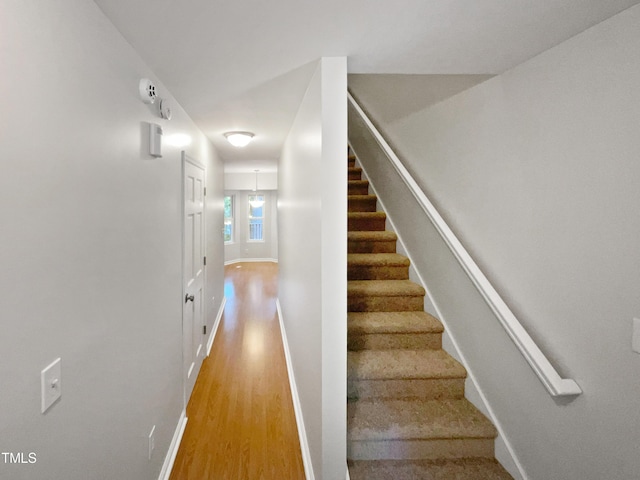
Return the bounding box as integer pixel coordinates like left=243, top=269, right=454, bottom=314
left=224, top=131, right=254, bottom=148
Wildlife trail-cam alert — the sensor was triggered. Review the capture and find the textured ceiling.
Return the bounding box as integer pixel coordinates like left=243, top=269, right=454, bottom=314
left=94, top=0, right=639, bottom=171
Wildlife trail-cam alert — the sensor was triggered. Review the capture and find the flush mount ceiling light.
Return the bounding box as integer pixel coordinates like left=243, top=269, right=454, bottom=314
left=224, top=131, right=254, bottom=148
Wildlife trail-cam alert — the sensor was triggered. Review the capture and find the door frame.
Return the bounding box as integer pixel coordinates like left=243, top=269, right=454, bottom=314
left=181, top=151, right=207, bottom=409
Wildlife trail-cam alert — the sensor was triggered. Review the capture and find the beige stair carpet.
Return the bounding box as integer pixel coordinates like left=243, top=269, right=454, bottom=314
left=346, top=150, right=513, bottom=479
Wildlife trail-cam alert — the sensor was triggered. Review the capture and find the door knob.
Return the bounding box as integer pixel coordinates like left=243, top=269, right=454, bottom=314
left=185, top=294, right=195, bottom=303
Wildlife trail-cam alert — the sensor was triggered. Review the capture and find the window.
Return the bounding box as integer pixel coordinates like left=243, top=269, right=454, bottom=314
left=224, top=195, right=234, bottom=243
left=248, top=195, right=265, bottom=242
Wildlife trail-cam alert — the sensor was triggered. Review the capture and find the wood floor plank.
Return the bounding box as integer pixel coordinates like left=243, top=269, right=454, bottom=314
left=169, top=262, right=305, bottom=480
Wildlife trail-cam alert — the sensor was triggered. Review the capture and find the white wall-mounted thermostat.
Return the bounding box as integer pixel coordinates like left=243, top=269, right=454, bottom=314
left=149, top=123, right=163, bottom=158
left=159, top=98, right=172, bottom=120
left=139, top=78, right=157, bottom=104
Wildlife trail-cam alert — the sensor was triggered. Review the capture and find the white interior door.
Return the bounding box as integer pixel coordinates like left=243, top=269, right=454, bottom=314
left=183, top=153, right=205, bottom=404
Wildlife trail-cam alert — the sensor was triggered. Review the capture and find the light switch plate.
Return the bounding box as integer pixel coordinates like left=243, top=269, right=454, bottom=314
left=41, top=358, right=61, bottom=413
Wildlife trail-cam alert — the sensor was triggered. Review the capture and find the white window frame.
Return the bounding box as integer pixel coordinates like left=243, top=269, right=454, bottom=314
left=224, top=195, right=234, bottom=244
left=247, top=194, right=265, bottom=243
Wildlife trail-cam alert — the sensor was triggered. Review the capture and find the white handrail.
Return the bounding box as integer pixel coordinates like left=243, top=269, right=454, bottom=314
left=348, top=92, right=581, bottom=398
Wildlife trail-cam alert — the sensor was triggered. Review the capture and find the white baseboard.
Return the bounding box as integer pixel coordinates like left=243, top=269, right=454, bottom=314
left=276, top=299, right=314, bottom=480
left=224, top=257, right=278, bottom=265
left=207, top=297, right=226, bottom=357
left=158, top=410, right=188, bottom=480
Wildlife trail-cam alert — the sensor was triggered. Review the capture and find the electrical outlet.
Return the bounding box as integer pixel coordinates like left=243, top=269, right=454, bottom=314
left=632, top=318, right=640, bottom=354
left=148, top=425, right=155, bottom=459
left=41, top=358, right=62, bottom=413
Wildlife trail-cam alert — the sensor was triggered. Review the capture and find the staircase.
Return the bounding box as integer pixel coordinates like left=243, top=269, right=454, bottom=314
left=346, top=151, right=513, bottom=480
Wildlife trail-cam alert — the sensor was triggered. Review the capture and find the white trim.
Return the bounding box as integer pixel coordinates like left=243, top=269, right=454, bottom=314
left=224, top=193, right=235, bottom=245
left=158, top=410, right=188, bottom=480
left=224, top=258, right=278, bottom=266
left=206, top=297, right=226, bottom=357
left=361, top=164, right=526, bottom=480
left=347, top=93, right=581, bottom=398
left=276, top=299, right=314, bottom=480
left=247, top=193, right=266, bottom=242
left=181, top=151, right=207, bottom=409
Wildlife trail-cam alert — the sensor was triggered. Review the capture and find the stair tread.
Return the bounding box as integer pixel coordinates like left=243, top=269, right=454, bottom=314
left=348, top=311, right=443, bottom=334
left=349, top=211, right=386, bottom=219
left=349, top=180, right=369, bottom=185
left=348, top=194, right=377, bottom=200
left=348, top=398, right=497, bottom=441
left=348, top=253, right=410, bottom=267
left=348, top=280, right=425, bottom=297
left=348, top=231, right=397, bottom=241
left=348, top=349, right=466, bottom=380
left=348, top=458, right=513, bottom=480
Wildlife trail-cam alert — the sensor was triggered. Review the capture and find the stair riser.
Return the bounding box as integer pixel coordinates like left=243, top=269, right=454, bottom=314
left=348, top=265, right=409, bottom=281
left=348, top=240, right=397, bottom=254
left=349, top=184, right=369, bottom=195
left=348, top=198, right=377, bottom=212
left=349, top=170, right=363, bottom=180
left=348, top=296, right=424, bottom=312
left=348, top=160, right=356, bottom=168
left=347, top=438, right=495, bottom=461
left=348, top=333, right=442, bottom=350
left=347, top=459, right=514, bottom=480
left=349, top=216, right=386, bottom=231
left=348, top=378, right=465, bottom=400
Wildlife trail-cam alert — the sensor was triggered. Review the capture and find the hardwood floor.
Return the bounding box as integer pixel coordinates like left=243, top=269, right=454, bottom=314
left=169, top=262, right=305, bottom=480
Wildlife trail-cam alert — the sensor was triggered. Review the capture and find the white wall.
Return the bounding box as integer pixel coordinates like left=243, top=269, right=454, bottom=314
left=0, top=1, right=225, bottom=479
left=278, top=58, right=347, bottom=480
left=224, top=171, right=278, bottom=191
left=349, top=5, right=640, bottom=479
left=224, top=190, right=278, bottom=263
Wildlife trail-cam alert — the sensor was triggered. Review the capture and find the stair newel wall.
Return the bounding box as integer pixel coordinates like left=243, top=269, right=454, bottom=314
left=278, top=58, right=348, bottom=480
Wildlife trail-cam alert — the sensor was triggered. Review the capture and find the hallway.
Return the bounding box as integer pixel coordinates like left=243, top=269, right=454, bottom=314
left=170, top=262, right=305, bottom=479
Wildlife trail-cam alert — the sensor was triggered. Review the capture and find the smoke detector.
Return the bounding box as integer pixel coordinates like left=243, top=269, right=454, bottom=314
left=159, top=98, right=172, bottom=120
left=139, top=78, right=157, bottom=104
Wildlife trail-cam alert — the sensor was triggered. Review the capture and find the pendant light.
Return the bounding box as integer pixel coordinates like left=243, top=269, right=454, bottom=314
left=249, top=170, right=265, bottom=208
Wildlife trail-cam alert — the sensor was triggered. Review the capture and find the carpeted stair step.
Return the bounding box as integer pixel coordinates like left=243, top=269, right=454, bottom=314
left=348, top=194, right=377, bottom=212
left=348, top=253, right=410, bottom=280
left=349, top=180, right=370, bottom=195
left=347, top=398, right=498, bottom=461
left=344, top=147, right=512, bottom=479
left=347, top=458, right=513, bottom=480
left=348, top=231, right=397, bottom=253
left=348, top=311, right=443, bottom=350
left=349, top=167, right=364, bottom=180
left=348, top=349, right=466, bottom=400
left=349, top=212, right=386, bottom=231
left=348, top=280, right=425, bottom=312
